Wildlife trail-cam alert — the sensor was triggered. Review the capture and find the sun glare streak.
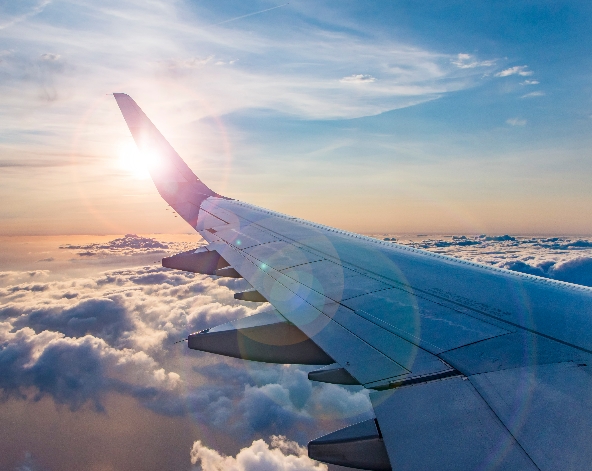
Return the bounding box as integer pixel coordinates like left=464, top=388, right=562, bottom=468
left=118, top=142, right=151, bottom=179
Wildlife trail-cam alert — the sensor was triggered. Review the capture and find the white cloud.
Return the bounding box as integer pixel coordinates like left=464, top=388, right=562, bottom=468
left=59, top=234, right=175, bottom=257
left=521, top=91, right=545, bottom=98
left=0, top=0, right=51, bottom=30
left=190, top=436, right=327, bottom=471
left=0, top=0, right=503, bottom=125
left=0, top=256, right=371, bottom=436
left=506, top=118, right=527, bottom=126
left=0, top=270, right=49, bottom=287
left=495, top=65, right=533, bottom=77
left=521, top=79, right=539, bottom=85
left=163, top=56, right=214, bottom=69
left=451, top=53, right=496, bottom=69
left=340, top=74, right=376, bottom=83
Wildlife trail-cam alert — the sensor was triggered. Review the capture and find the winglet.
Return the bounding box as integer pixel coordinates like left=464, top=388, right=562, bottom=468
left=113, top=93, right=224, bottom=228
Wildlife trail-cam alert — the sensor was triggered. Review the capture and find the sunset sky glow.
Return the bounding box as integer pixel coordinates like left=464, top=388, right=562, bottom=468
left=2, top=1, right=592, bottom=236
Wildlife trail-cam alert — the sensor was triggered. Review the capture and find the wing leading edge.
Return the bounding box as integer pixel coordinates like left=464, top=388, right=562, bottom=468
left=113, top=94, right=592, bottom=471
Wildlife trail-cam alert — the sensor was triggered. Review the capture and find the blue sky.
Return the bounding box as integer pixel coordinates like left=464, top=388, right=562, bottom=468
left=1, top=0, right=591, bottom=235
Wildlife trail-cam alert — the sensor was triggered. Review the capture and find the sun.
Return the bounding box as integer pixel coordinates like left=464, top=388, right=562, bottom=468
left=118, top=142, right=151, bottom=179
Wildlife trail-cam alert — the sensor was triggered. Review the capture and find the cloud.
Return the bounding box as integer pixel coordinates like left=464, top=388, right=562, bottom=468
left=162, top=56, right=214, bottom=69
left=10, top=297, right=133, bottom=344
left=521, top=91, right=545, bottom=98
left=521, top=80, right=539, bottom=85
left=61, top=234, right=168, bottom=250
left=0, top=258, right=372, bottom=442
left=451, top=53, right=496, bottom=69
left=0, top=327, right=162, bottom=411
left=9, top=232, right=592, bottom=468
left=190, top=436, right=327, bottom=471
left=0, top=0, right=51, bottom=30
left=0, top=270, right=49, bottom=287
left=547, top=257, right=592, bottom=286
left=40, top=53, right=60, bottom=61
left=59, top=234, right=173, bottom=257
left=506, top=118, right=527, bottom=126
left=498, top=257, right=592, bottom=287
left=0, top=0, right=504, bottom=126
left=340, top=74, right=376, bottom=83
left=495, top=65, right=533, bottom=77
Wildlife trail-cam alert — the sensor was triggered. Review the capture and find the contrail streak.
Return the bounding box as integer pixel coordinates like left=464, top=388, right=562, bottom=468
left=212, top=3, right=289, bottom=26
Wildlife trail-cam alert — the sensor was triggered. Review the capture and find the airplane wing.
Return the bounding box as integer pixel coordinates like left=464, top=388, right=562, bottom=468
left=113, top=93, right=592, bottom=471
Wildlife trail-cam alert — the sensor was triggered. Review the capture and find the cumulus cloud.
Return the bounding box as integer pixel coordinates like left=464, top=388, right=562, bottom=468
left=9, top=231, right=592, bottom=469
left=0, top=270, right=49, bottom=287
left=340, top=74, right=376, bottom=83
left=59, top=234, right=171, bottom=257
left=521, top=79, right=539, bottom=85
left=0, top=263, right=258, bottom=411
left=190, top=436, right=327, bottom=471
left=0, top=253, right=371, bottom=445
left=10, top=297, right=133, bottom=344
left=451, top=53, right=496, bottom=69
left=506, top=118, right=527, bottom=126
left=500, top=257, right=592, bottom=287
left=495, top=65, right=533, bottom=77
left=548, top=258, right=592, bottom=286
left=521, top=91, right=545, bottom=98
left=0, top=326, right=180, bottom=411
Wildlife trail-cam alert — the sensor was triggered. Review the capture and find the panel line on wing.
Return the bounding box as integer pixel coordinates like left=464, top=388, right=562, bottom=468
left=218, top=243, right=412, bottom=383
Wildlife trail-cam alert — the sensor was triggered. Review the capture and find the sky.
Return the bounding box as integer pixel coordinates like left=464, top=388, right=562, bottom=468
left=1, top=0, right=591, bottom=235
left=2, top=1, right=592, bottom=470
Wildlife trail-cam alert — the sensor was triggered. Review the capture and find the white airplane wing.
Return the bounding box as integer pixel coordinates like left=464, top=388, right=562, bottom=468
left=114, top=93, right=592, bottom=471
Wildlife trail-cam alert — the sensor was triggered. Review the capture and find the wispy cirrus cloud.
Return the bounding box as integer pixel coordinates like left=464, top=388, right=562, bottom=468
left=521, top=91, right=545, bottom=98
left=451, top=53, right=496, bottom=69
left=340, top=74, right=376, bottom=83
left=495, top=65, right=533, bottom=77
left=506, top=117, right=527, bottom=126
left=0, top=0, right=51, bottom=30
left=0, top=0, right=502, bottom=124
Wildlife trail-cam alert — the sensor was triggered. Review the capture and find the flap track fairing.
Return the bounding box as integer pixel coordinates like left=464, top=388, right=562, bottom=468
left=234, top=290, right=268, bottom=302
left=188, top=311, right=334, bottom=365
left=308, top=419, right=391, bottom=471
left=308, top=364, right=360, bottom=385
left=162, top=248, right=229, bottom=274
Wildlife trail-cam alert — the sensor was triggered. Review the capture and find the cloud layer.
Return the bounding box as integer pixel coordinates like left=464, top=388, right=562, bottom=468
left=3, top=232, right=592, bottom=469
